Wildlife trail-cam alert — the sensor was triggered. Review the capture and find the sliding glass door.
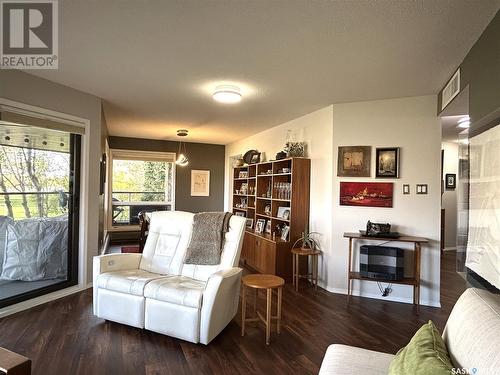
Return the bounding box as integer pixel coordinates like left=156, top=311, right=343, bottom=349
left=0, top=120, right=80, bottom=308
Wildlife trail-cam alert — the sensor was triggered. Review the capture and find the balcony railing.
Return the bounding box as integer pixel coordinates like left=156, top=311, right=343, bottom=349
left=111, top=191, right=173, bottom=226
left=0, top=191, right=69, bottom=220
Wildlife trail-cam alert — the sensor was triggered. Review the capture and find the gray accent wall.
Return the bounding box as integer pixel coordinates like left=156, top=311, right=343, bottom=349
left=439, top=9, right=500, bottom=132
left=107, top=136, right=225, bottom=213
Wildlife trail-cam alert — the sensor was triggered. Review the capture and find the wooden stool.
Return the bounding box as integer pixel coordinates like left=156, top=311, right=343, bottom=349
left=241, top=274, right=284, bottom=345
left=291, top=247, right=321, bottom=292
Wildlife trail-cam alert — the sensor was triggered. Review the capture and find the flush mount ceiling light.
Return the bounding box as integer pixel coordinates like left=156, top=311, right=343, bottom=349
left=212, top=85, right=242, bottom=104
left=457, top=116, right=471, bottom=129
left=175, top=129, right=189, bottom=167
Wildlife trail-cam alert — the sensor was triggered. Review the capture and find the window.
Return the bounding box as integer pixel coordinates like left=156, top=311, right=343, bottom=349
left=109, top=150, right=175, bottom=230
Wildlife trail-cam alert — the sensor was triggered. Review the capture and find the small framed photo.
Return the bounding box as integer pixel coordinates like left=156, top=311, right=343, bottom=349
left=235, top=211, right=245, bottom=217
left=255, top=219, right=266, bottom=234
left=445, top=174, right=456, bottom=190
left=191, top=170, right=210, bottom=196
left=277, top=206, right=291, bottom=219
left=281, top=225, right=290, bottom=241
left=245, top=218, right=254, bottom=230
left=265, top=220, right=272, bottom=234
left=250, top=153, right=261, bottom=164
left=403, top=184, right=410, bottom=195
left=376, top=147, right=400, bottom=178
left=239, top=171, right=248, bottom=179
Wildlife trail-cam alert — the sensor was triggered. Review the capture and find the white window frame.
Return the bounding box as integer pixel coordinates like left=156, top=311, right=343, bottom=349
left=107, top=149, right=176, bottom=232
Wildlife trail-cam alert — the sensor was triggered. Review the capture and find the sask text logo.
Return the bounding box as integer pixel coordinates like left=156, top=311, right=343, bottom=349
left=1, top=0, right=58, bottom=69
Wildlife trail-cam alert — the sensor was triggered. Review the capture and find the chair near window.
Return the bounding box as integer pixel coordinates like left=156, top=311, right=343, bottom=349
left=138, top=211, right=150, bottom=252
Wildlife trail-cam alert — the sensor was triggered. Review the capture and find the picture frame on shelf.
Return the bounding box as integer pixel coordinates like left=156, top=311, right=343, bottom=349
left=235, top=211, right=245, bottom=217
left=376, top=147, right=400, bottom=178
left=265, top=220, right=272, bottom=234
left=445, top=173, right=456, bottom=190
left=239, top=171, right=248, bottom=179
left=255, top=219, right=266, bottom=234
left=264, top=204, right=271, bottom=216
left=277, top=206, right=290, bottom=219
left=337, top=146, right=371, bottom=177
left=245, top=218, right=254, bottom=230
left=281, top=225, right=290, bottom=240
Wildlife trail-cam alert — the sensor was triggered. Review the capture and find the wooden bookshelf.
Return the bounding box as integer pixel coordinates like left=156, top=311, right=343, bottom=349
left=232, top=157, right=310, bottom=282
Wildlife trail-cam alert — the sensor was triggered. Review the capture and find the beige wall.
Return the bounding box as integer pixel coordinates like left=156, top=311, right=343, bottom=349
left=225, top=95, right=442, bottom=306
left=442, top=141, right=459, bottom=249
left=0, top=70, right=104, bottom=284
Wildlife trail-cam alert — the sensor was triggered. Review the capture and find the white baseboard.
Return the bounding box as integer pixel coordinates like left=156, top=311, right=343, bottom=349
left=0, top=283, right=92, bottom=319
left=443, top=247, right=457, bottom=251
left=317, top=281, right=441, bottom=308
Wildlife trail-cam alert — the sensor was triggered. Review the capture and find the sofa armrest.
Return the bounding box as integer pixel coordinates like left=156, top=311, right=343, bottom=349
left=199, top=267, right=243, bottom=344
left=92, top=253, right=142, bottom=315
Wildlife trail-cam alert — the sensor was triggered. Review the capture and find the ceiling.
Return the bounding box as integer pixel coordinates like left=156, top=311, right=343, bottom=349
left=30, top=0, right=500, bottom=145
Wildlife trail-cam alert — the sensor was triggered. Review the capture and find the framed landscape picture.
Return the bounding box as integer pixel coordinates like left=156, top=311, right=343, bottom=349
left=340, top=182, right=393, bottom=208
left=376, top=147, right=399, bottom=178
left=337, top=146, right=371, bottom=177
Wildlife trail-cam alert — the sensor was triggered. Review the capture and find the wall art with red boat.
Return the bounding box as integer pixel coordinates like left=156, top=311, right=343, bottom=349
left=339, top=182, right=393, bottom=208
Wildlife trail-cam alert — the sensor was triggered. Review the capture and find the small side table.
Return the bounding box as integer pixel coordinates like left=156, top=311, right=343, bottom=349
left=291, top=247, right=321, bottom=292
left=241, top=274, right=284, bottom=345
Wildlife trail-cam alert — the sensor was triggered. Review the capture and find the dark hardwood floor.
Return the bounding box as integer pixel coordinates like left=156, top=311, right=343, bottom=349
left=0, top=251, right=467, bottom=375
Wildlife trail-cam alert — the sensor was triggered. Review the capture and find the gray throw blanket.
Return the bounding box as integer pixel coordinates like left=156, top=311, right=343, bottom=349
left=184, top=212, right=232, bottom=265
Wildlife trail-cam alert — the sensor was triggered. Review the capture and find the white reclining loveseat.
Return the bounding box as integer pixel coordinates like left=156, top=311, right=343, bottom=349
left=93, top=211, right=246, bottom=344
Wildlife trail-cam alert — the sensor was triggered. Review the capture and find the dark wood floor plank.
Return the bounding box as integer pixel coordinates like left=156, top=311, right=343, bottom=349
left=0, top=251, right=467, bottom=375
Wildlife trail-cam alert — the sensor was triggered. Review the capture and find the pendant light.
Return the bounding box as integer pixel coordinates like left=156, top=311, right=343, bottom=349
left=175, top=129, right=189, bottom=166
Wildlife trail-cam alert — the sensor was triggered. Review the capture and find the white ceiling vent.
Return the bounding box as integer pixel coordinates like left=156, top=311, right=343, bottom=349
left=441, top=69, right=461, bottom=111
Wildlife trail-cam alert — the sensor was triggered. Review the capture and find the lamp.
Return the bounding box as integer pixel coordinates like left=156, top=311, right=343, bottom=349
left=175, top=129, right=189, bottom=166
left=212, top=85, right=242, bottom=104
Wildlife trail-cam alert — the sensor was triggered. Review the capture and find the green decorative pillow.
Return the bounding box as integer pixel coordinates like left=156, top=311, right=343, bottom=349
left=388, top=320, right=454, bottom=375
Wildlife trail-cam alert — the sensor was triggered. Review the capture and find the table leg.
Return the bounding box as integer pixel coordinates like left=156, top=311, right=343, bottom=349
left=253, top=288, right=257, bottom=317
left=266, top=288, right=272, bottom=345
left=277, top=286, right=282, bottom=334
left=314, top=254, right=318, bottom=290
left=292, top=252, right=296, bottom=287
left=241, top=285, right=246, bottom=337
left=347, top=238, right=352, bottom=297
left=295, top=254, right=299, bottom=292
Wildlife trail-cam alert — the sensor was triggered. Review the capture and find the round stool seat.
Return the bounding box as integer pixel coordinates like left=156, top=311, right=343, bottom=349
left=242, top=274, right=284, bottom=289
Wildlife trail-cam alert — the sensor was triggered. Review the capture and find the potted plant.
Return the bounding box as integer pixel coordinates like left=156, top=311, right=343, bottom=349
left=292, top=228, right=320, bottom=250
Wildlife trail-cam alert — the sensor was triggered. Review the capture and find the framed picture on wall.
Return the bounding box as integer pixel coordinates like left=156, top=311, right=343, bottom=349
left=445, top=173, right=456, bottom=190
left=191, top=170, right=210, bottom=196
left=337, top=146, right=371, bottom=177
left=376, top=147, right=400, bottom=178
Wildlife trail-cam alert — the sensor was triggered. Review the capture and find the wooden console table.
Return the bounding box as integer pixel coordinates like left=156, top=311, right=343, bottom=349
left=344, top=232, right=428, bottom=307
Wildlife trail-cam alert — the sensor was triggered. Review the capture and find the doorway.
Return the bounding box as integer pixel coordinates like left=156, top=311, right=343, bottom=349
left=0, top=117, right=81, bottom=308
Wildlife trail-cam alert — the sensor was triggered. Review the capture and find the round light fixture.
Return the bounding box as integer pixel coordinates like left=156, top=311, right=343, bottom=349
left=212, top=85, right=242, bottom=104
left=457, top=116, right=470, bottom=129
left=175, top=129, right=189, bottom=166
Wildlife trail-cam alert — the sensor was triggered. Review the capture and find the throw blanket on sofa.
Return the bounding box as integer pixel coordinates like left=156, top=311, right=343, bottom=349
left=184, top=212, right=232, bottom=265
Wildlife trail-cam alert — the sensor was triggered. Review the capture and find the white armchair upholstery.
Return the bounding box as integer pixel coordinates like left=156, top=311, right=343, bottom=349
left=93, top=211, right=246, bottom=344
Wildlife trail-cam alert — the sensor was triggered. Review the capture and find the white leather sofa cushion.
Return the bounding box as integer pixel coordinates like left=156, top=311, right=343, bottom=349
left=140, top=211, right=194, bottom=275
left=144, top=275, right=206, bottom=308
left=97, top=269, right=166, bottom=296
left=319, top=344, right=394, bottom=375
